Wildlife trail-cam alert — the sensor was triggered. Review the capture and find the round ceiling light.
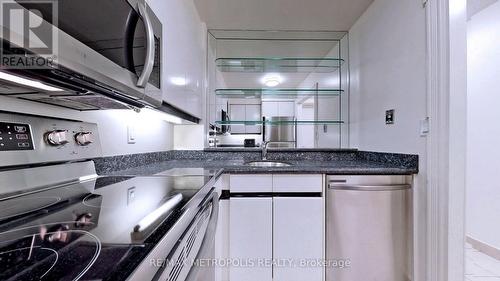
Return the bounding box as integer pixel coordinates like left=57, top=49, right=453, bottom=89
left=261, top=74, right=283, bottom=87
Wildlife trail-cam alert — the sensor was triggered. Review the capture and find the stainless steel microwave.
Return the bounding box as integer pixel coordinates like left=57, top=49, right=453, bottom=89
left=0, top=0, right=163, bottom=110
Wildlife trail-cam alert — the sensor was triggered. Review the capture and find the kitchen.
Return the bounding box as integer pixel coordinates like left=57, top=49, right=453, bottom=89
left=0, top=0, right=470, bottom=281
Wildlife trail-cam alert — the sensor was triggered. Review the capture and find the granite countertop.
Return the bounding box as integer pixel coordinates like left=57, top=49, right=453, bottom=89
left=203, top=148, right=359, bottom=152
left=94, top=149, right=418, bottom=176
left=99, top=157, right=417, bottom=177
left=88, top=149, right=417, bottom=280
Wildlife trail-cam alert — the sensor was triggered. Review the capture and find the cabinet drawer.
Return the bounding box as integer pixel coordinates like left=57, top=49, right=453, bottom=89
left=273, top=174, right=323, bottom=192
left=230, top=174, right=273, bottom=193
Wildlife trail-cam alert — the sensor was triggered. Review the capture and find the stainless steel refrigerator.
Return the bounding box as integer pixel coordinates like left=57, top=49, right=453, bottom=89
left=264, top=116, right=296, bottom=148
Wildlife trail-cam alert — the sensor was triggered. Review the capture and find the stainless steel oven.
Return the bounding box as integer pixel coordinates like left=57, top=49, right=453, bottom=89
left=152, top=190, right=219, bottom=281
left=0, top=0, right=163, bottom=109
left=0, top=112, right=220, bottom=281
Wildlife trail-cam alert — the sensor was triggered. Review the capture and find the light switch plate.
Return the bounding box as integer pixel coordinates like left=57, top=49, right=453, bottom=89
left=420, top=117, right=430, bottom=136
left=385, top=109, right=395, bottom=124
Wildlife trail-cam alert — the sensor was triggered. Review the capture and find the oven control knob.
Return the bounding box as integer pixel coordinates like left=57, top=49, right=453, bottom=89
left=75, top=132, right=94, bottom=146
left=46, top=130, right=69, bottom=146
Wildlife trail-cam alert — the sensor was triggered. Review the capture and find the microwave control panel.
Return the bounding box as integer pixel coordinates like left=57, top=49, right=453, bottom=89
left=0, top=122, right=33, bottom=151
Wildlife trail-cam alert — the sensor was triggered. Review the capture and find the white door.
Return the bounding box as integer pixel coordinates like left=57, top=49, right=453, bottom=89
left=317, top=97, right=341, bottom=148
left=229, top=198, right=273, bottom=281
left=273, top=197, right=324, bottom=281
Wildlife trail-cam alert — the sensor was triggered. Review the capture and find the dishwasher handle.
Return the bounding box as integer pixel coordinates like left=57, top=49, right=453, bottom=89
left=328, top=183, right=411, bottom=191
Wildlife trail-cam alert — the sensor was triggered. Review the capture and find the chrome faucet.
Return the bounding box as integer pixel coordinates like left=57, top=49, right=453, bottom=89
left=262, top=141, right=289, bottom=160
left=262, top=141, right=271, bottom=160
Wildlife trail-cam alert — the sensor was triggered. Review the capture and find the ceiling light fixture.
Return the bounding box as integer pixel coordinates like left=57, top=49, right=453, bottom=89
left=0, top=71, right=64, bottom=92
left=261, top=74, right=283, bottom=87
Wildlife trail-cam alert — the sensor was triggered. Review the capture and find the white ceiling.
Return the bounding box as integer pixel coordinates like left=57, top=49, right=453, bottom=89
left=194, top=0, right=374, bottom=31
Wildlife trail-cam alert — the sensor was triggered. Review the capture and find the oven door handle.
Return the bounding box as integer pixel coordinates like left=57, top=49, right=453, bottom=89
left=136, top=3, right=155, bottom=88
left=186, top=191, right=219, bottom=281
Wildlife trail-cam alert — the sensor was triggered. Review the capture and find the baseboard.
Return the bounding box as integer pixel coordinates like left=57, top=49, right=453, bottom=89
left=466, top=236, right=500, bottom=261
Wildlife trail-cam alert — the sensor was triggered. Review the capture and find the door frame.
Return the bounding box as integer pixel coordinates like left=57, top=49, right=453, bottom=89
left=425, top=0, right=467, bottom=280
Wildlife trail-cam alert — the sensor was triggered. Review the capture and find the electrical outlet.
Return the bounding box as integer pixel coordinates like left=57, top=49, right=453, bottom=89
left=127, top=187, right=136, bottom=205
left=385, top=109, right=395, bottom=124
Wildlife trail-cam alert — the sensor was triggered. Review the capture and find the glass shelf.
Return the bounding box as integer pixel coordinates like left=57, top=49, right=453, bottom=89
left=215, top=88, right=343, bottom=98
left=215, top=57, right=343, bottom=73
left=215, top=120, right=344, bottom=126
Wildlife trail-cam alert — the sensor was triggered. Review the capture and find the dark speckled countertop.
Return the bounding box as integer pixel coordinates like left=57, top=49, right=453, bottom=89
left=86, top=149, right=417, bottom=280
left=94, top=149, right=418, bottom=176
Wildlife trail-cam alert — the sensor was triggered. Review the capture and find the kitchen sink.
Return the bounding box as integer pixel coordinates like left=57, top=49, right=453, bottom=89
left=245, top=161, right=292, bottom=167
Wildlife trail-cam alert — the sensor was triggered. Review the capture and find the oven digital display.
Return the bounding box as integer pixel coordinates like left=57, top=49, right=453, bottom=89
left=0, top=122, right=34, bottom=151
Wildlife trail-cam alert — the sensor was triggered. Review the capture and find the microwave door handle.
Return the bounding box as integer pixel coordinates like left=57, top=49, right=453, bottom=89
left=136, top=3, right=155, bottom=88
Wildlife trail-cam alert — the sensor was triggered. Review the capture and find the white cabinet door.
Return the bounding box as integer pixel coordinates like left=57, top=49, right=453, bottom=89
left=273, top=174, right=323, bottom=193
left=229, top=104, right=246, bottom=134
left=215, top=199, right=230, bottom=281
left=262, top=101, right=295, bottom=117
left=230, top=175, right=273, bottom=193
left=262, top=101, right=279, bottom=117
left=273, top=197, right=324, bottom=281
left=245, top=104, right=262, bottom=134
left=229, top=198, right=273, bottom=281
left=229, top=104, right=261, bottom=134
left=148, top=0, right=204, bottom=118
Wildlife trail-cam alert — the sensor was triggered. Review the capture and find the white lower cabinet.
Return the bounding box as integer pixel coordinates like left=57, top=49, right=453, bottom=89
left=229, top=197, right=273, bottom=281
left=220, top=174, right=325, bottom=281
left=273, top=197, right=324, bottom=281
left=215, top=199, right=230, bottom=281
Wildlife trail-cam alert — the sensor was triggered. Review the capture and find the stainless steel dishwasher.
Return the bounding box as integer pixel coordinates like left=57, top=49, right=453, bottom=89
left=326, top=175, right=412, bottom=281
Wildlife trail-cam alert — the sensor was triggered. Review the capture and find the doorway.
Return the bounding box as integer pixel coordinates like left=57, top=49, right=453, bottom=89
left=465, top=0, right=500, bottom=279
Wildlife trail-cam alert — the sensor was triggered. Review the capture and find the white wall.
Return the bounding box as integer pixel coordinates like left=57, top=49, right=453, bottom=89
left=0, top=96, right=174, bottom=157
left=174, top=125, right=205, bottom=150
left=466, top=1, right=500, bottom=250
left=349, top=0, right=427, bottom=154
left=348, top=0, right=427, bottom=279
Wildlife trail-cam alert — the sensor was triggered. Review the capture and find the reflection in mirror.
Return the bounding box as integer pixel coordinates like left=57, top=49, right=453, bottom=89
left=206, top=30, right=349, bottom=149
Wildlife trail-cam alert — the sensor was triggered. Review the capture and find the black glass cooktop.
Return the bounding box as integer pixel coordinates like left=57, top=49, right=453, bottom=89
left=0, top=174, right=213, bottom=281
